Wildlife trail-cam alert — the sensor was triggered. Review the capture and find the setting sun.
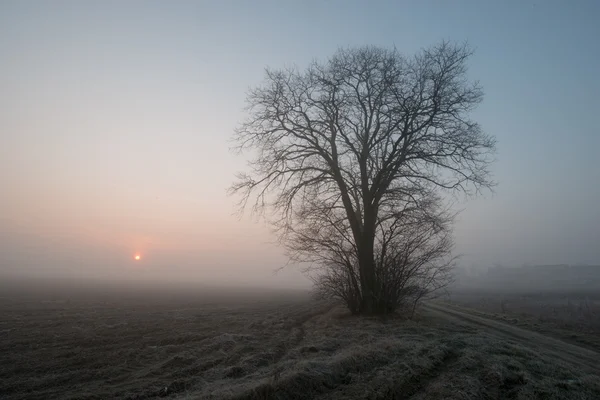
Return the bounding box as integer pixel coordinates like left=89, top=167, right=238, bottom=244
left=134, top=254, right=141, bottom=261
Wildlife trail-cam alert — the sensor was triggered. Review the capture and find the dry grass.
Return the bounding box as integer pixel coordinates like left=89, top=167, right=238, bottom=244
left=443, top=289, right=600, bottom=351
left=1, top=283, right=599, bottom=399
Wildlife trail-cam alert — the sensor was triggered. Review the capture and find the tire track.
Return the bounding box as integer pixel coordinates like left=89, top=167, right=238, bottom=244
left=270, top=303, right=336, bottom=365
left=422, top=302, right=600, bottom=375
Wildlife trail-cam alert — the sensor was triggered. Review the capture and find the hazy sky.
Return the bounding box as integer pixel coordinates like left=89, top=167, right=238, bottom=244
left=1, top=0, right=599, bottom=288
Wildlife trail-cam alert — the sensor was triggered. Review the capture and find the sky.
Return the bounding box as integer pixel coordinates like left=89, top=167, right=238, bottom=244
left=1, top=0, right=599, bottom=288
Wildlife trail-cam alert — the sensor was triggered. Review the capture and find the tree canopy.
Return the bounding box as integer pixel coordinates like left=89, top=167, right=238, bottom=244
left=231, top=42, right=496, bottom=314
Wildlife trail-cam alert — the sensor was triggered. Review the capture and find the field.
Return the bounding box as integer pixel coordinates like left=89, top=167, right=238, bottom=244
left=442, top=289, right=600, bottom=351
left=1, top=280, right=600, bottom=400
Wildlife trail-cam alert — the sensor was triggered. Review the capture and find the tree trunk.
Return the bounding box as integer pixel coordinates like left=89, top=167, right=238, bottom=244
left=358, top=208, right=378, bottom=314
left=359, top=251, right=374, bottom=313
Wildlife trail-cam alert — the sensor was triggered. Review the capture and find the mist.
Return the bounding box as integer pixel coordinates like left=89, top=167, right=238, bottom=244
left=3, top=2, right=600, bottom=399
left=1, top=1, right=599, bottom=291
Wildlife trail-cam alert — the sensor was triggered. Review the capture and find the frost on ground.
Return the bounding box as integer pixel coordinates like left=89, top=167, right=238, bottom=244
left=1, top=286, right=599, bottom=400
left=440, top=289, right=600, bottom=351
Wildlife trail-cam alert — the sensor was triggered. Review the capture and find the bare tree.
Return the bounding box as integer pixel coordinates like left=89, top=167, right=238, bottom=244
left=309, top=187, right=455, bottom=315
left=231, top=42, right=496, bottom=314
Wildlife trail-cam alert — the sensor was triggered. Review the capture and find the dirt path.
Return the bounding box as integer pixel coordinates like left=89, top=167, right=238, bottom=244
left=422, top=301, right=600, bottom=375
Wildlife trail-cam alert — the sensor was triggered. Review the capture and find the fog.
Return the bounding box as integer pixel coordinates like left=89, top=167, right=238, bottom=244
left=1, top=1, right=599, bottom=290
